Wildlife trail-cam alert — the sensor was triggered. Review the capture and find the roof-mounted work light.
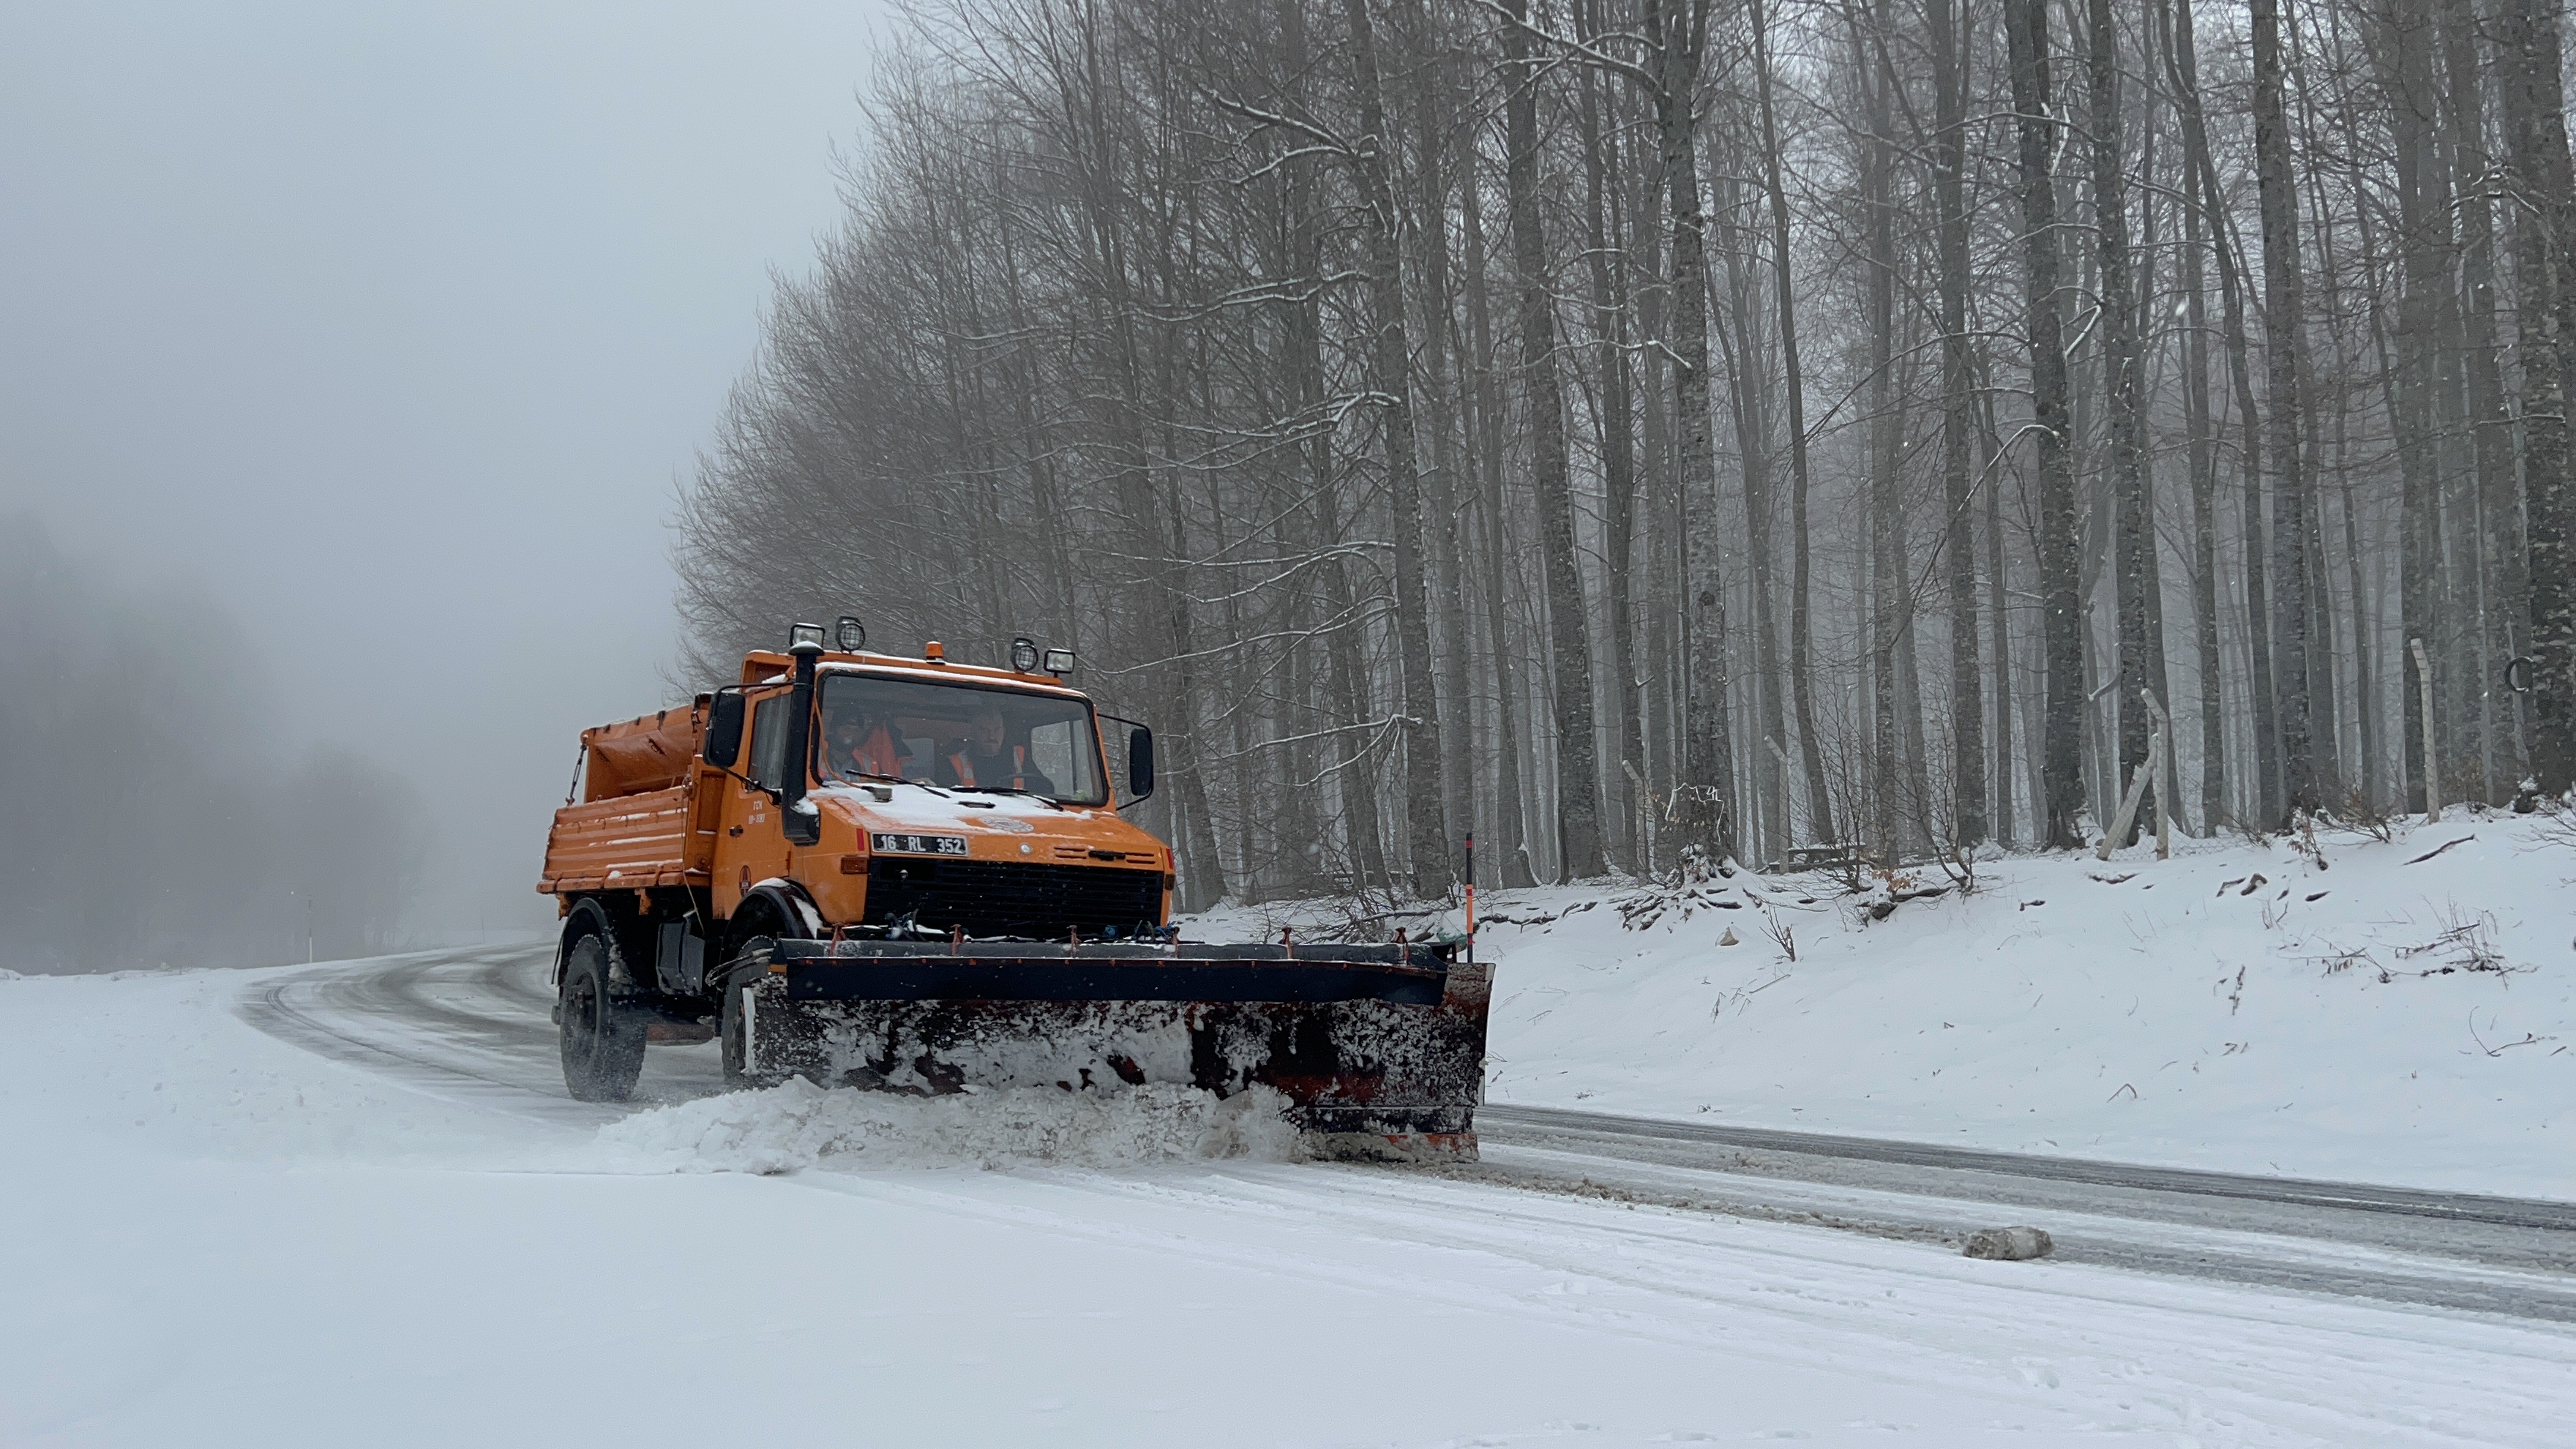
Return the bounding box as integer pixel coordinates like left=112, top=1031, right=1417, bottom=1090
left=1041, top=646, right=1077, bottom=675
left=787, top=622, right=826, bottom=652
left=836, top=615, right=867, bottom=652
left=1009, top=636, right=1041, bottom=673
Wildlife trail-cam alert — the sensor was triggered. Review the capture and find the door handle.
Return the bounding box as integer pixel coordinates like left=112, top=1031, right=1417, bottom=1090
left=727, top=826, right=744, bottom=837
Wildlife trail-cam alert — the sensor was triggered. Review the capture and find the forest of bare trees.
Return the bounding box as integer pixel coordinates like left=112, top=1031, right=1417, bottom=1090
left=677, top=0, right=2576, bottom=909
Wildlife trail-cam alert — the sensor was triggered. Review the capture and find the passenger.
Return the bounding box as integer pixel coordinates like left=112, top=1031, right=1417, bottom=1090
left=940, top=705, right=1055, bottom=795
left=826, top=709, right=902, bottom=781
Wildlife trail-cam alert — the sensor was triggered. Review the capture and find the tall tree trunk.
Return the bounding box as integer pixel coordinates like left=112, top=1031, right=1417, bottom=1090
left=1931, top=0, right=1983, bottom=846
left=1634, top=126, right=1682, bottom=811
left=1715, top=164, right=1793, bottom=855
left=1158, top=470, right=1228, bottom=909
left=1753, top=0, right=1833, bottom=847
left=2163, top=0, right=2226, bottom=831
left=1647, top=0, right=1738, bottom=863
left=1402, top=20, right=1478, bottom=884
left=2310, top=50, right=2385, bottom=806
left=2251, top=0, right=2318, bottom=816
left=2005, top=0, right=2086, bottom=847
left=1458, top=97, right=1536, bottom=886
left=2290, top=42, right=2341, bottom=800
left=1340, top=0, right=1451, bottom=894
left=2442, top=0, right=2526, bottom=783
left=1278, top=0, right=1386, bottom=890
left=2498, top=0, right=2576, bottom=793
left=2376, top=0, right=2444, bottom=811
left=1501, top=0, right=1606, bottom=877
left=1575, top=18, right=1646, bottom=867
left=2431, top=0, right=2514, bottom=789
left=2086, top=0, right=2157, bottom=842
left=2169, top=0, right=2277, bottom=822
left=1977, top=365, right=2018, bottom=845
left=1855, top=4, right=1901, bottom=855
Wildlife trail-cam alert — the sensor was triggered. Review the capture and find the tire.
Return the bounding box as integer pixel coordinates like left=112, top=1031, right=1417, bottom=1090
left=719, top=936, right=779, bottom=1089
left=560, top=931, right=647, bottom=1102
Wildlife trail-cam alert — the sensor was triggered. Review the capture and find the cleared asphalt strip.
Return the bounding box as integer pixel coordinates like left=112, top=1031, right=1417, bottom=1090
left=1470, top=1105, right=2576, bottom=1322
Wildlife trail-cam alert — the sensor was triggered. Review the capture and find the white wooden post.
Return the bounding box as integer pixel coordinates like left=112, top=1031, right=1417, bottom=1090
left=2140, top=688, right=2172, bottom=859
left=2097, top=755, right=2154, bottom=861
left=1621, top=758, right=1655, bottom=873
left=2410, top=637, right=2441, bottom=823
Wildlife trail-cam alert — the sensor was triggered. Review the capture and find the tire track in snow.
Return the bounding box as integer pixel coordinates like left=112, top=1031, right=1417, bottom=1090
left=234, top=945, right=705, bottom=1126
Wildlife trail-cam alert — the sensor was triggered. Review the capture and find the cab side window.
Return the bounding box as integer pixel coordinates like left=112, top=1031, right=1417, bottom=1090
left=746, top=694, right=788, bottom=793
left=1028, top=719, right=1097, bottom=799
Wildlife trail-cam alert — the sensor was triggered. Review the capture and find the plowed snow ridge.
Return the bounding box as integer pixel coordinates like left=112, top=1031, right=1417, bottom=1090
left=594, top=1078, right=1303, bottom=1173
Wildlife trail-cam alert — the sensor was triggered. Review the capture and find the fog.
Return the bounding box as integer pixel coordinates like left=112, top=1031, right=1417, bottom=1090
left=0, top=3, right=889, bottom=961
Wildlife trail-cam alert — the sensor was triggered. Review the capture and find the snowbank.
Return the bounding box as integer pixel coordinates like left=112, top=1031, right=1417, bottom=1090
left=1189, top=809, right=2576, bottom=1197
left=594, top=1077, right=1303, bottom=1174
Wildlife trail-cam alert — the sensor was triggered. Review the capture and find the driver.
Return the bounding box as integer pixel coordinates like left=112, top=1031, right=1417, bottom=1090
left=826, top=708, right=902, bottom=781
left=940, top=705, right=1055, bottom=795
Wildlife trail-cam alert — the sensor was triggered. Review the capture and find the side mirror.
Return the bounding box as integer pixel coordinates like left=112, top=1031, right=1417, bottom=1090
left=704, top=690, right=745, bottom=768
left=1127, top=726, right=1155, bottom=803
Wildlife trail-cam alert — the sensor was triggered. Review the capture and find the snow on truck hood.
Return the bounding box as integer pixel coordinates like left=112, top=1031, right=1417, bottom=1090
left=806, top=782, right=1159, bottom=853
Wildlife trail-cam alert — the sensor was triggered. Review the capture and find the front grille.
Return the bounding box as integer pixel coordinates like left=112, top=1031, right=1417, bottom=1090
left=864, top=857, right=1165, bottom=940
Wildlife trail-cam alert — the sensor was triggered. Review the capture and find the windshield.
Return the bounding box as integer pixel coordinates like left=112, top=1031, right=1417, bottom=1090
left=816, top=671, right=1107, bottom=806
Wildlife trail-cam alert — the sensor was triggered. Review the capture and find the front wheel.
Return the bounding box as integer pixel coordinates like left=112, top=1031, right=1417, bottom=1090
left=560, top=931, right=646, bottom=1102
left=719, top=937, right=780, bottom=1089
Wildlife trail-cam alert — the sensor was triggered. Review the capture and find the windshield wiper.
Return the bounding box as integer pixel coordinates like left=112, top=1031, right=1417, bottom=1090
left=976, top=785, right=1066, bottom=809
left=831, top=771, right=953, bottom=797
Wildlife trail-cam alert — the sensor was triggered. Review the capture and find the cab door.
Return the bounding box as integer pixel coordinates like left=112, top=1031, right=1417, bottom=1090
left=712, top=689, right=795, bottom=916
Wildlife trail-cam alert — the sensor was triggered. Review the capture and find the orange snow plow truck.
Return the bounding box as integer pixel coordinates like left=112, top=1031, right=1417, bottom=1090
left=537, top=621, right=1490, bottom=1159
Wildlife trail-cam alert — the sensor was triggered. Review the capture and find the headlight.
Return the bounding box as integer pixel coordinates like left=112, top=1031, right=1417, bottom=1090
left=788, top=622, right=825, bottom=651
left=1042, top=647, right=1077, bottom=675
left=1010, top=635, right=1041, bottom=673
left=836, top=615, right=867, bottom=652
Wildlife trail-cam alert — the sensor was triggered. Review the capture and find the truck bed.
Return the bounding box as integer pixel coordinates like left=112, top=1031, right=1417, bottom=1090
left=537, top=784, right=706, bottom=893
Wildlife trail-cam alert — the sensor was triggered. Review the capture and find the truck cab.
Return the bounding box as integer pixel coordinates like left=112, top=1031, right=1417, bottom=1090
left=537, top=626, right=1165, bottom=1093
left=705, top=642, right=1169, bottom=940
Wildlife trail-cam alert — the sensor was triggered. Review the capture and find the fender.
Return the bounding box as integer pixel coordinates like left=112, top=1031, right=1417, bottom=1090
left=553, top=896, right=620, bottom=987
left=739, top=877, right=825, bottom=941
left=711, top=880, right=823, bottom=995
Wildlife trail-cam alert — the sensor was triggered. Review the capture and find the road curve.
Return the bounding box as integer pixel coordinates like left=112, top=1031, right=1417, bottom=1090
left=236, top=944, right=2576, bottom=1322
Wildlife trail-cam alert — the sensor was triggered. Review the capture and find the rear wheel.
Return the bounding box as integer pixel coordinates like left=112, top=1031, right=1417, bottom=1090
left=560, top=931, right=646, bottom=1102
left=719, top=936, right=779, bottom=1089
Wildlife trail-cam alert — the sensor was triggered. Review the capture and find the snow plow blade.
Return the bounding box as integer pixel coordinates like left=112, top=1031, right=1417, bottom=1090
left=740, top=940, right=1491, bottom=1160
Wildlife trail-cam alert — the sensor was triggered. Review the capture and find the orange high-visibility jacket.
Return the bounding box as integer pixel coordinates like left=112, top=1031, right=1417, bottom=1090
left=839, top=727, right=902, bottom=779
left=947, top=744, right=1029, bottom=790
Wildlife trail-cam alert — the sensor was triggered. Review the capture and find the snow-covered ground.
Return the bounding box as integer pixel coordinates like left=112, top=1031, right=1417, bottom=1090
left=1197, top=808, right=2576, bottom=1199
left=4, top=940, right=2572, bottom=1444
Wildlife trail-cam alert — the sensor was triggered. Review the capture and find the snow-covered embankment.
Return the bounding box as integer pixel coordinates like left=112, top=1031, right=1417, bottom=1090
left=1197, top=809, right=2576, bottom=1197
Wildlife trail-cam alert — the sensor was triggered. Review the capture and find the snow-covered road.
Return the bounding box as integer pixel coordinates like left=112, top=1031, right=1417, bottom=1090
left=5, top=946, right=2570, bottom=1445
left=239, top=942, right=2576, bottom=1320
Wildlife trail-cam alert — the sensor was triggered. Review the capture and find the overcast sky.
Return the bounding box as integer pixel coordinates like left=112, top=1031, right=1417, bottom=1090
left=1, top=1, right=891, bottom=936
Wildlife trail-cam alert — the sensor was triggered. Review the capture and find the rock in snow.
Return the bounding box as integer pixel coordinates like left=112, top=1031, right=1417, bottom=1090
left=1963, top=1225, right=2056, bottom=1261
